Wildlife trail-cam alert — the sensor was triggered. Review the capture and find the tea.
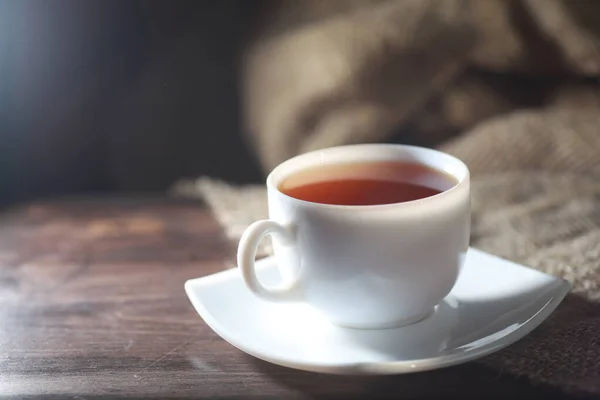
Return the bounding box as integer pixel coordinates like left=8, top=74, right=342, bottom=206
left=279, top=161, right=457, bottom=206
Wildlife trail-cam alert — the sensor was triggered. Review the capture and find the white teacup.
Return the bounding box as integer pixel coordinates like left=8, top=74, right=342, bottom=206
left=237, top=144, right=470, bottom=329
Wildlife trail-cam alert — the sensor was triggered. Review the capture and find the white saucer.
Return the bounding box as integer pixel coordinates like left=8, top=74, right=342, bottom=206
left=185, top=248, right=570, bottom=375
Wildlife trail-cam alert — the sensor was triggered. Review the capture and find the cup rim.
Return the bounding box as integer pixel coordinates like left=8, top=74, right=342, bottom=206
left=266, top=144, right=470, bottom=211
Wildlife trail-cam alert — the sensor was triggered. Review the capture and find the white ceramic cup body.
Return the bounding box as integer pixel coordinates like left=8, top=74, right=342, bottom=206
left=237, top=144, right=470, bottom=329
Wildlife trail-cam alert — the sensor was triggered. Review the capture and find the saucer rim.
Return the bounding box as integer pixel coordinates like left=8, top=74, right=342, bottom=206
left=185, top=250, right=571, bottom=375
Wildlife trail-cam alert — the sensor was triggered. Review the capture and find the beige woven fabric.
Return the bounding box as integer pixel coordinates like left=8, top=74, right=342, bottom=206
left=243, top=0, right=600, bottom=174
left=174, top=108, right=600, bottom=394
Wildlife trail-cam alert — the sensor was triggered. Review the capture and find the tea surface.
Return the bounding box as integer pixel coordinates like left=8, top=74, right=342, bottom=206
left=279, top=161, right=457, bottom=206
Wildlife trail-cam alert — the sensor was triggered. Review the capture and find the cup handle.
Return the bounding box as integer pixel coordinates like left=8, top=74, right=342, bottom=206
left=237, top=220, right=302, bottom=302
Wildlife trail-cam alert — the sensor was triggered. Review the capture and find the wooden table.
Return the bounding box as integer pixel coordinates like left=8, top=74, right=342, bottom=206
left=0, top=197, right=576, bottom=399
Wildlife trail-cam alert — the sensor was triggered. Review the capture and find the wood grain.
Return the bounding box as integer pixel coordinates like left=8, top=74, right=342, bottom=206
left=0, top=197, right=577, bottom=399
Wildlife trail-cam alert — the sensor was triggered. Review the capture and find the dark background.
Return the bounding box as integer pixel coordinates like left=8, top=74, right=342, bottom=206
left=0, top=0, right=264, bottom=207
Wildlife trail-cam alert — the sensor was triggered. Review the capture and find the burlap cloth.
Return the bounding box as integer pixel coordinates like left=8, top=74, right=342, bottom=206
left=241, top=0, right=600, bottom=174
left=173, top=107, right=600, bottom=395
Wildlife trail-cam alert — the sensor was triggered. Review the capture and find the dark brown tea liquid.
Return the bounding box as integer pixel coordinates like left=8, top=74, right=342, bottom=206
left=279, top=161, right=457, bottom=206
